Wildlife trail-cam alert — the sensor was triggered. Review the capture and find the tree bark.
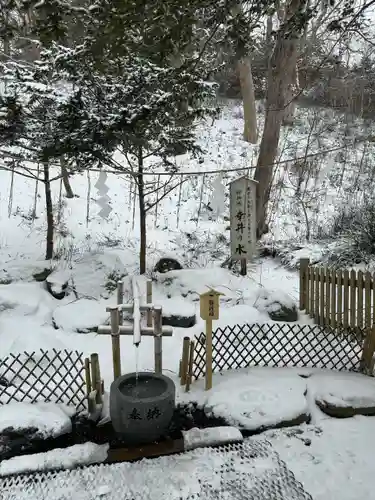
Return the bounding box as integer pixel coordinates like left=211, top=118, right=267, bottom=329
left=254, top=0, right=303, bottom=237
left=137, top=147, right=147, bottom=274
left=238, top=57, right=258, bottom=144
left=283, top=62, right=299, bottom=125
left=43, top=162, right=54, bottom=260
left=60, top=156, right=74, bottom=198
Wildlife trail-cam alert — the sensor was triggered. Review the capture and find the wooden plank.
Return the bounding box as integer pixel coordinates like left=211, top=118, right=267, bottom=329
left=343, top=270, right=349, bottom=329
left=330, top=268, right=336, bottom=329
left=305, top=266, right=310, bottom=315
left=350, top=270, right=357, bottom=329
left=314, top=267, right=320, bottom=323
left=365, top=271, right=372, bottom=328
left=299, top=258, right=310, bottom=310
left=309, top=266, right=314, bottom=318
left=357, top=270, right=364, bottom=329
left=106, top=438, right=185, bottom=463
left=319, top=267, right=325, bottom=325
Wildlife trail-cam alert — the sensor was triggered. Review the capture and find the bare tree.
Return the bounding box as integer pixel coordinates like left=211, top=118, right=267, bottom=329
left=254, top=0, right=307, bottom=236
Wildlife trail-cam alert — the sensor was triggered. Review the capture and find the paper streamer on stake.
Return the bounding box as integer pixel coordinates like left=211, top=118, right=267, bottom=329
left=95, top=171, right=112, bottom=219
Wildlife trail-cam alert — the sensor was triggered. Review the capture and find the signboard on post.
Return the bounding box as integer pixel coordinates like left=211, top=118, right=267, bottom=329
left=229, top=176, right=257, bottom=262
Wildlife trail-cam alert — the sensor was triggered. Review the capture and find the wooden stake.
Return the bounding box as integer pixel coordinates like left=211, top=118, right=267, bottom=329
left=117, top=280, right=124, bottom=325
left=205, top=318, right=213, bottom=391
left=299, top=258, right=310, bottom=310
left=146, top=280, right=153, bottom=327
left=94, top=354, right=102, bottom=404
left=240, top=258, right=247, bottom=276
left=180, top=336, right=190, bottom=386
left=90, top=353, right=99, bottom=404
left=109, top=306, right=121, bottom=380
left=84, top=357, right=94, bottom=413
left=185, top=340, right=195, bottom=393
left=153, top=306, right=163, bottom=374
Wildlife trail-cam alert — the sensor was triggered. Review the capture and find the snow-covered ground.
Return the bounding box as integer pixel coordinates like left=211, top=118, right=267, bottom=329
left=2, top=101, right=375, bottom=498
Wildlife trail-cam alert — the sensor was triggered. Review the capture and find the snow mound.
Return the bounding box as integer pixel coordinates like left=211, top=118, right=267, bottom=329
left=182, top=426, right=242, bottom=451
left=205, top=371, right=309, bottom=431
left=0, top=402, right=73, bottom=438
left=53, top=299, right=110, bottom=332
left=0, top=283, right=53, bottom=316
left=311, top=372, right=375, bottom=415
left=161, top=297, right=196, bottom=318
left=0, top=442, right=109, bottom=477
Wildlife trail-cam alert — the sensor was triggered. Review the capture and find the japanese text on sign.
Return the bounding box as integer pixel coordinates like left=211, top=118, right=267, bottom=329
left=229, top=176, right=256, bottom=261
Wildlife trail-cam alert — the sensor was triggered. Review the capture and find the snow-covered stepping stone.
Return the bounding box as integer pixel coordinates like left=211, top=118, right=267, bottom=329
left=205, top=371, right=309, bottom=432
left=311, top=372, right=375, bottom=418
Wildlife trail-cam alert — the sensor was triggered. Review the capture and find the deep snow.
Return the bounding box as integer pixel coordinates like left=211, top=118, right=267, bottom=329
left=1, top=101, right=375, bottom=498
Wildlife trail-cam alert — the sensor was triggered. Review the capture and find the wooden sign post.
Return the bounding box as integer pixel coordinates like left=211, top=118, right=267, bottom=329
left=199, top=288, right=224, bottom=391
left=229, top=176, right=257, bottom=275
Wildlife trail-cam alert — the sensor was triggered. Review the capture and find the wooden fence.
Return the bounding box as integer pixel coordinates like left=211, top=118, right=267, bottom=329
left=0, top=349, right=87, bottom=411
left=179, top=322, right=375, bottom=390
left=299, top=258, right=375, bottom=330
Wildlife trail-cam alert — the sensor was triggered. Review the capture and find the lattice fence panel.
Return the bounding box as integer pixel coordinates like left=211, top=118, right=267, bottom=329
left=0, top=349, right=86, bottom=411
left=193, top=322, right=365, bottom=380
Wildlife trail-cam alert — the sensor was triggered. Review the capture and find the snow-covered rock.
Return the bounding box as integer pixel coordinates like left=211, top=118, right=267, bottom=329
left=311, top=372, right=375, bottom=417
left=205, top=371, right=309, bottom=431
left=53, top=298, right=110, bottom=332
left=0, top=401, right=74, bottom=438
left=46, top=270, right=70, bottom=300
left=0, top=442, right=109, bottom=477
left=254, top=288, right=298, bottom=322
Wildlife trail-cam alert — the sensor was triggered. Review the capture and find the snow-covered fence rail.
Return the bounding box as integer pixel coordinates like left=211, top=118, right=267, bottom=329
left=0, top=349, right=87, bottom=411
left=187, top=322, right=375, bottom=384
left=299, top=258, right=375, bottom=330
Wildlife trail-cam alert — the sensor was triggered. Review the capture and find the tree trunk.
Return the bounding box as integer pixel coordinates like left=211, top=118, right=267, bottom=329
left=238, top=57, right=258, bottom=144
left=43, top=162, right=54, bottom=260
left=283, top=63, right=299, bottom=125
left=137, top=147, right=147, bottom=274
left=254, top=0, right=303, bottom=237
left=60, top=156, right=74, bottom=198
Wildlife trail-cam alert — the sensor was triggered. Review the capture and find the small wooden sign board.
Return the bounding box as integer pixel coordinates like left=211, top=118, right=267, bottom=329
left=199, top=288, right=224, bottom=321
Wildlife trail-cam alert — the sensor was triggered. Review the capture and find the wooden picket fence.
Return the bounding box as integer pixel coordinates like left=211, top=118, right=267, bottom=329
left=299, top=258, right=375, bottom=330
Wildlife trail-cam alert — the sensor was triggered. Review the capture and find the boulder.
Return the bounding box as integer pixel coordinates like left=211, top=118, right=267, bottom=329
left=312, top=372, right=375, bottom=418
left=268, top=303, right=298, bottom=322
left=160, top=298, right=196, bottom=328
left=46, top=270, right=70, bottom=300
left=255, top=289, right=298, bottom=322
left=154, top=258, right=183, bottom=274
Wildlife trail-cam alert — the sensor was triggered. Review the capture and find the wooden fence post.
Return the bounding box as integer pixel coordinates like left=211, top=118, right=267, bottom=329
left=185, top=340, right=195, bottom=393
left=109, top=306, right=121, bottom=380
left=146, top=280, right=153, bottom=327
left=153, top=306, right=163, bottom=374
left=90, top=353, right=102, bottom=404
left=180, top=337, right=190, bottom=386
left=117, top=280, right=124, bottom=325
left=360, top=326, right=375, bottom=374
left=299, top=258, right=310, bottom=311
left=84, top=357, right=95, bottom=413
